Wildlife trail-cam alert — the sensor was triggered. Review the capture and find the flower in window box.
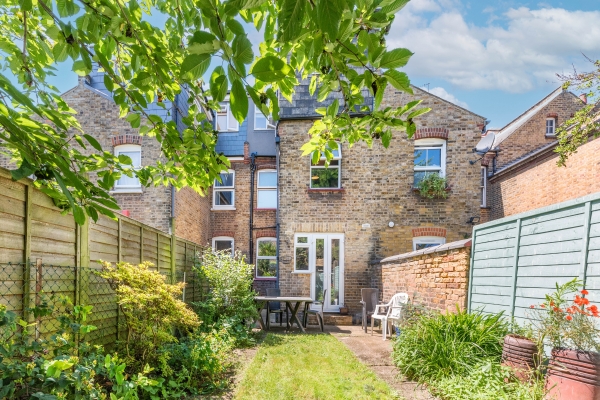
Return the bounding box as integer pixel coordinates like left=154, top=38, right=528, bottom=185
left=414, top=174, right=449, bottom=199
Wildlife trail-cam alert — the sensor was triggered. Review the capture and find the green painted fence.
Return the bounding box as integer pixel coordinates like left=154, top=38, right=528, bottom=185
left=468, top=192, right=600, bottom=325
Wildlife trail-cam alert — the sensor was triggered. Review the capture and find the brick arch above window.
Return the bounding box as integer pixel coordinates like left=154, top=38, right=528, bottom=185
left=412, top=227, right=447, bottom=238
left=414, top=128, right=449, bottom=140
left=256, top=229, right=277, bottom=239
left=111, top=134, right=143, bottom=147
left=212, top=230, right=235, bottom=238
left=257, top=164, right=276, bottom=170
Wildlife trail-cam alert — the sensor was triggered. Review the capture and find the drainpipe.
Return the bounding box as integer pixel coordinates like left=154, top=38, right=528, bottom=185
left=275, top=122, right=281, bottom=289
left=249, top=152, right=257, bottom=265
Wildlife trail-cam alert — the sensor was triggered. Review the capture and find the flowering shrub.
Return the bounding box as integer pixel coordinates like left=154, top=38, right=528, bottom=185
left=529, top=278, right=600, bottom=352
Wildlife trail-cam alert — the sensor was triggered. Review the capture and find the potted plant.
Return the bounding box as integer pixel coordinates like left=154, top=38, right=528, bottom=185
left=529, top=278, right=600, bottom=400
left=414, top=174, right=449, bottom=199
left=501, top=323, right=541, bottom=382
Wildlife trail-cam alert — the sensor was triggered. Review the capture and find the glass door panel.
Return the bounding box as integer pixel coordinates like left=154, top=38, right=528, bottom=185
left=329, top=238, right=340, bottom=306
left=315, top=238, right=325, bottom=304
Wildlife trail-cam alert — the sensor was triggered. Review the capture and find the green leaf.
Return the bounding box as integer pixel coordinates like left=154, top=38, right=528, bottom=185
left=19, top=0, right=33, bottom=11
left=379, top=48, right=413, bottom=69
left=380, top=0, right=410, bottom=15
left=279, top=0, right=306, bottom=42
left=56, top=0, right=79, bottom=17
left=126, top=113, right=141, bottom=128
left=226, top=19, right=245, bottom=36
left=52, top=43, right=69, bottom=63
left=383, top=70, right=412, bottom=93
left=11, top=158, right=36, bottom=181
left=72, top=60, right=92, bottom=76
left=230, top=80, right=248, bottom=125
left=317, top=0, right=343, bottom=39
left=251, top=56, right=292, bottom=82
left=180, top=54, right=210, bottom=80
left=83, top=134, right=103, bottom=151
left=232, top=35, right=253, bottom=65
left=327, top=99, right=339, bottom=117
left=188, top=31, right=218, bottom=55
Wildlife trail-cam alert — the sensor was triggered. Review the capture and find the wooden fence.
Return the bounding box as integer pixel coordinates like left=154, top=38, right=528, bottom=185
left=468, top=192, right=600, bottom=325
left=0, top=168, right=207, bottom=345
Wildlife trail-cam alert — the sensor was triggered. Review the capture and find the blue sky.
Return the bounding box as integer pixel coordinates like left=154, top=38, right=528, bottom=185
left=390, top=0, right=600, bottom=128
left=45, top=0, right=600, bottom=129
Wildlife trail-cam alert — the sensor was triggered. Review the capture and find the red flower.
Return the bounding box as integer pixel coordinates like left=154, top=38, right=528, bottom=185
left=553, top=307, right=561, bottom=313
left=566, top=315, right=573, bottom=321
left=540, top=304, right=546, bottom=308
left=589, top=305, right=599, bottom=317
left=581, top=289, right=589, bottom=295
left=582, top=297, right=590, bottom=305
left=530, top=305, right=535, bottom=309
left=575, top=295, right=583, bottom=306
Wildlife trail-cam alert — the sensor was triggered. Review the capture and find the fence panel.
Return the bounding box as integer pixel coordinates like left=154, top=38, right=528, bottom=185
left=469, top=192, right=600, bottom=324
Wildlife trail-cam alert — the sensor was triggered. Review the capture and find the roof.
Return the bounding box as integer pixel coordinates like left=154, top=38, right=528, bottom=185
left=411, top=85, right=486, bottom=119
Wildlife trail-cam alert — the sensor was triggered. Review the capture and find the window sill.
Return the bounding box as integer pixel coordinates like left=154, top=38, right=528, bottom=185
left=254, top=277, right=277, bottom=281
left=211, top=207, right=236, bottom=211
left=292, top=270, right=311, bottom=274
left=254, top=208, right=277, bottom=211
left=545, top=134, right=557, bottom=139
left=110, top=189, right=143, bottom=194
left=411, top=186, right=452, bottom=193
left=307, top=188, right=345, bottom=193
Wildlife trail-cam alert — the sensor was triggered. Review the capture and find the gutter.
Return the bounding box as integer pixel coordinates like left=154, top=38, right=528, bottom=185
left=249, top=152, right=257, bottom=265
left=275, top=122, right=281, bottom=289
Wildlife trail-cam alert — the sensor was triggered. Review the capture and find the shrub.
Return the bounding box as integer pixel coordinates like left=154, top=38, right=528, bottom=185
left=392, top=307, right=509, bottom=382
left=98, top=261, right=200, bottom=369
left=430, top=360, right=546, bottom=400
left=194, top=250, right=257, bottom=346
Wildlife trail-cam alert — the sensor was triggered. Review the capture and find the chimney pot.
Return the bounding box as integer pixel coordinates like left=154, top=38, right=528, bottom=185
left=580, top=93, right=588, bottom=104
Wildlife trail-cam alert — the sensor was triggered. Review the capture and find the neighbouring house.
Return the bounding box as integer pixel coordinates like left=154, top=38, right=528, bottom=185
left=276, top=82, right=487, bottom=318
left=478, top=88, right=589, bottom=222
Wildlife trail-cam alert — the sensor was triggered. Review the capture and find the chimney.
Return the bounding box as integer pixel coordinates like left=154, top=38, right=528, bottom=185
left=580, top=93, right=588, bottom=104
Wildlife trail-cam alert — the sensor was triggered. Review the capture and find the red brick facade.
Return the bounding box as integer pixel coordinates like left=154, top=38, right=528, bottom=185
left=412, top=227, right=447, bottom=238
left=414, top=127, right=449, bottom=140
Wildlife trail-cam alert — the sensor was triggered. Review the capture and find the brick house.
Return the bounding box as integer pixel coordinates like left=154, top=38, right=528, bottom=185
left=479, top=88, right=588, bottom=222
left=276, top=83, right=487, bottom=316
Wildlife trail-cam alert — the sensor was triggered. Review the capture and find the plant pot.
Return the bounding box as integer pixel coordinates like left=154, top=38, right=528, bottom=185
left=501, top=334, right=539, bottom=382
left=545, top=348, right=600, bottom=400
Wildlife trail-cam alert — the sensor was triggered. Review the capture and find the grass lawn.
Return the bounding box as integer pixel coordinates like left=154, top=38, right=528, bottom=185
left=233, top=333, right=399, bottom=400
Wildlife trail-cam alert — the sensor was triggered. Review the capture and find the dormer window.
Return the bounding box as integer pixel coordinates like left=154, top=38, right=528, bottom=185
left=546, top=118, right=556, bottom=137
left=217, top=102, right=239, bottom=132
left=254, top=106, right=275, bottom=130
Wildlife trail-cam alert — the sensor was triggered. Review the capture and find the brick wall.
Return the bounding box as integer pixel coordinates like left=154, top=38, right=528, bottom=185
left=208, top=156, right=277, bottom=293
left=378, top=240, right=471, bottom=312
left=495, top=91, right=583, bottom=169
left=278, top=85, right=485, bottom=314
left=175, top=187, right=211, bottom=245
left=488, top=136, right=600, bottom=220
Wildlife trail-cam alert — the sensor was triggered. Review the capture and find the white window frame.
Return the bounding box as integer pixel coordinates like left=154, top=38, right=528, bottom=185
left=546, top=118, right=556, bottom=136
left=414, top=138, right=446, bottom=187
left=256, top=237, right=277, bottom=278
left=293, top=234, right=311, bottom=273
left=216, top=102, right=239, bottom=132
left=413, top=236, right=446, bottom=251
left=113, top=144, right=142, bottom=192
left=480, top=166, right=487, bottom=208
left=254, top=105, right=276, bottom=130
left=212, top=236, right=234, bottom=256
left=257, top=169, right=277, bottom=209
left=212, top=170, right=235, bottom=210
left=309, top=145, right=342, bottom=189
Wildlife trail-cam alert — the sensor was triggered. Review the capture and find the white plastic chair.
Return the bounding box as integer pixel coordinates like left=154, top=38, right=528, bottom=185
left=371, top=293, right=409, bottom=340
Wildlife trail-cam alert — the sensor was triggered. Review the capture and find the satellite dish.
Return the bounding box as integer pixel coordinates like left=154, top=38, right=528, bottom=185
left=473, top=133, right=495, bottom=155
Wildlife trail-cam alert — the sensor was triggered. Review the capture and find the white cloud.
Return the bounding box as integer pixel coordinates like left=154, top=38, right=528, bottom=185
left=388, top=3, right=600, bottom=92
left=429, top=87, right=469, bottom=109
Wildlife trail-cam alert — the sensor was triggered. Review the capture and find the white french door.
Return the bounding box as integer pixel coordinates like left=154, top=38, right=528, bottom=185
left=309, top=234, right=344, bottom=312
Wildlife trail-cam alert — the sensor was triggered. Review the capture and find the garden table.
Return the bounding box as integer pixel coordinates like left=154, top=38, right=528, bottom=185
left=254, top=296, right=314, bottom=333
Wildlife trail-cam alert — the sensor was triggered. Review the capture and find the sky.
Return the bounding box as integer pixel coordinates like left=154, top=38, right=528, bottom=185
left=44, top=0, right=600, bottom=129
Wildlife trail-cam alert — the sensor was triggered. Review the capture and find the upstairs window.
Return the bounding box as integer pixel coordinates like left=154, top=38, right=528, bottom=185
left=114, top=144, right=141, bottom=190
left=257, top=170, right=277, bottom=209
left=546, top=118, right=556, bottom=136
left=217, top=103, right=239, bottom=132
left=414, top=139, right=446, bottom=187
left=310, top=146, right=341, bottom=189
left=213, top=170, right=235, bottom=209
left=480, top=166, right=487, bottom=207
left=212, top=236, right=234, bottom=255
left=254, top=106, right=275, bottom=130
left=256, top=238, right=277, bottom=278
left=413, top=236, right=446, bottom=251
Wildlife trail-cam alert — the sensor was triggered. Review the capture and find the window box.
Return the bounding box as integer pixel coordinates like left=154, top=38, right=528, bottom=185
left=307, top=187, right=345, bottom=193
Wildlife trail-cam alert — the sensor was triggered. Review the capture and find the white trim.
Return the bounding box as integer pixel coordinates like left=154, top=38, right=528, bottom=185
left=216, top=102, right=239, bottom=132
left=227, top=157, right=245, bottom=161
left=254, top=105, right=276, bottom=130
left=212, top=236, right=234, bottom=255
left=293, top=234, right=311, bottom=273
left=412, top=236, right=446, bottom=251
left=213, top=170, right=235, bottom=209
left=114, top=144, right=142, bottom=189
left=256, top=237, right=277, bottom=278
left=480, top=166, right=487, bottom=208
left=546, top=118, right=556, bottom=136
left=414, top=139, right=446, bottom=186
left=310, top=144, right=342, bottom=189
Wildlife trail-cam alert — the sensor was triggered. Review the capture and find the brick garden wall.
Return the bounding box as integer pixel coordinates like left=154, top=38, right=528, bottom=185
left=378, top=239, right=471, bottom=312
left=175, top=186, right=212, bottom=246
left=487, top=136, right=600, bottom=221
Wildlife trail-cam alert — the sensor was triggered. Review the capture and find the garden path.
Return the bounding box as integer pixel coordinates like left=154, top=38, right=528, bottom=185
left=324, top=325, right=437, bottom=400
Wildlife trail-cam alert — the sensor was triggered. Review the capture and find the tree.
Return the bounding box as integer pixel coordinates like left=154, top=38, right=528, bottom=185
left=555, top=56, right=600, bottom=166
left=0, top=0, right=426, bottom=224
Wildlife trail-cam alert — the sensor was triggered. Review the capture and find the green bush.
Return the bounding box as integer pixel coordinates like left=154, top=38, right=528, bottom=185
left=430, top=360, right=545, bottom=400
left=392, top=307, right=508, bottom=382
left=417, top=173, right=449, bottom=199
left=194, top=250, right=258, bottom=346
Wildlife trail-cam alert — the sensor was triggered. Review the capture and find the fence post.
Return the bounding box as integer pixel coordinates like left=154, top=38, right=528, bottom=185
left=80, top=217, right=90, bottom=268
left=117, top=218, right=122, bottom=263
left=140, top=226, right=144, bottom=263
left=509, top=219, right=523, bottom=320
left=580, top=201, right=592, bottom=289
left=35, top=258, right=42, bottom=340
left=157, top=232, right=160, bottom=272
left=467, top=231, right=476, bottom=313
left=170, top=234, right=176, bottom=284
left=22, top=259, right=32, bottom=335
